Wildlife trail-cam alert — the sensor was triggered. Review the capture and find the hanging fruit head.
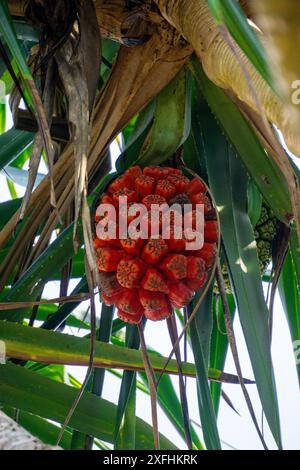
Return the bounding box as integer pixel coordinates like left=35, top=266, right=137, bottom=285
left=93, top=165, right=219, bottom=324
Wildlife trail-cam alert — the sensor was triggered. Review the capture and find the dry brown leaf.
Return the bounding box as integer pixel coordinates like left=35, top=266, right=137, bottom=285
left=155, top=0, right=300, bottom=157
left=0, top=17, right=192, bottom=289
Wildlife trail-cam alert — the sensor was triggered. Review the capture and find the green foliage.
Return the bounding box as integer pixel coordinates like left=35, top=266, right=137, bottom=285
left=0, top=2, right=298, bottom=451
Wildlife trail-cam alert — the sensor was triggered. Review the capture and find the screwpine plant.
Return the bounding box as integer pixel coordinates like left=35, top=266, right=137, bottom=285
left=0, top=0, right=299, bottom=451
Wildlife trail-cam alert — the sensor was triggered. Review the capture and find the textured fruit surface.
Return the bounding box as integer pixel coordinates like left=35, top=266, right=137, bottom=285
left=94, top=165, right=218, bottom=323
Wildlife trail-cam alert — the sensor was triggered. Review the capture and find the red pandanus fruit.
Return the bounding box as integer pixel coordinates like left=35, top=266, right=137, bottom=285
left=135, top=175, right=156, bottom=197
left=93, top=165, right=219, bottom=323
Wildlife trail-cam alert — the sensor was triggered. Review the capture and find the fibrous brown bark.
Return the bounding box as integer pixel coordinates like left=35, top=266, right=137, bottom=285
left=253, top=1, right=300, bottom=101
left=6, top=0, right=300, bottom=156
left=154, top=0, right=300, bottom=156
left=8, top=0, right=156, bottom=45
left=0, top=14, right=192, bottom=280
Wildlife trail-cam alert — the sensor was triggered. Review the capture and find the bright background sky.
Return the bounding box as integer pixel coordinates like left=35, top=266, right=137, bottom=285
left=1, top=101, right=300, bottom=450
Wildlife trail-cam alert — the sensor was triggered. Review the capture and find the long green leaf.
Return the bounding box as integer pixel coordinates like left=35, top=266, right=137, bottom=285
left=198, top=97, right=282, bottom=447
left=0, top=102, right=5, bottom=134
left=279, top=228, right=300, bottom=385
left=0, top=198, right=22, bottom=230
left=0, top=223, right=83, bottom=322
left=110, top=364, right=204, bottom=450
left=91, top=304, right=115, bottom=396
left=191, top=59, right=291, bottom=225
left=110, top=330, right=205, bottom=450
left=0, top=363, right=176, bottom=450
left=210, top=295, right=236, bottom=415
left=136, top=67, right=191, bottom=166
left=71, top=304, right=115, bottom=450
left=0, top=320, right=245, bottom=383
left=192, top=285, right=214, bottom=367
left=116, top=102, right=155, bottom=172
left=0, top=1, right=37, bottom=110
left=114, top=324, right=141, bottom=449
left=0, top=128, right=33, bottom=171
left=139, top=370, right=203, bottom=450
left=116, top=375, right=136, bottom=450
left=188, top=303, right=221, bottom=450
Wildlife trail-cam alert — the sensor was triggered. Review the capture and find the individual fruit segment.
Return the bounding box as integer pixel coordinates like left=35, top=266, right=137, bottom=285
left=112, top=188, right=139, bottom=205
left=117, top=258, right=146, bottom=288
left=117, top=289, right=143, bottom=314
left=117, top=308, right=144, bottom=324
left=95, top=194, right=115, bottom=222
left=186, top=177, right=207, bottom=195
left=191, top=243, right=217, bottom=268
left=205, top=220, right=219, bottom=243
left=163, top=226, right=186, bottom=253
left=185, top=273, right=207, bottom=291
left=94, top=238, right=105, bottom=250
left=142, top=238, right=169, bottom=264
left=94, top=237, right=120, bottom=249
left=96, top=247, right=123, bottom=272
left=142, top=194, right=167, bottom=211
left=166, top=174, right=189, bottom=194
left=144, top=305, right=172, bottom=321
left=141, top=268, right=169, bottom=293
left=102, top=291, right=123, bottom=307
left=167, top=281, right=194, bottom=308
left=135, top=175, right=156, bottom=197
left=190, top=193, right=212, bottom=213
left=187, top=256, right=206, bottom=280
left=144, top=166, right=168, bottom=180
left=98, top=272, right=123, bottom=297
left=108, top=174, right=133, bottom=194
left=120, top=238, right=145, bottom=256
left=155, top=179, right=176, bottom=200
left=163, top=167, right=183, bottom=177
left=139, top=288, right=170, bottom=312
left=125, top=165, right=143, bottom=180
left=160, top=254, right=188, bottom=280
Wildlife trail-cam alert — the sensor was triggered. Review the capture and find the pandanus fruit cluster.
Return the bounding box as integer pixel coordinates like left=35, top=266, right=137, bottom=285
left=93, top=165, right=219, bottom=323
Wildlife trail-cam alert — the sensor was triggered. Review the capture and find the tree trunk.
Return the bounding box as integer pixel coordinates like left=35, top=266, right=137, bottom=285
left=0, top=411, right=61, bottom=450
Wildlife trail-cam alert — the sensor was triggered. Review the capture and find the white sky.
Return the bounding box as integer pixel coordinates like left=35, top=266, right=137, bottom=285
left=0, top=103, right=300, bottom=450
